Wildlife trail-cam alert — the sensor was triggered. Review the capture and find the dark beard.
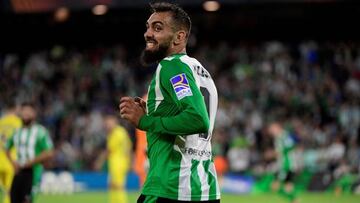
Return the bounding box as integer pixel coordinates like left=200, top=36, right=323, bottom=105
left=141, top=40, right=171, bottom=66
left=22, top=119, right=34, bottom=127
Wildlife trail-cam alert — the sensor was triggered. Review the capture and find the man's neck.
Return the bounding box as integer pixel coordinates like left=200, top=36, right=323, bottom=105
left=167, top=47, right=186, bottom=57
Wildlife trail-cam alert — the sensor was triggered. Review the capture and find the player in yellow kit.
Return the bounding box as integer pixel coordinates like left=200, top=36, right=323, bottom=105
left=95, top=112, right=132, bottom=203
left=0, top=101, right=22, bottom=203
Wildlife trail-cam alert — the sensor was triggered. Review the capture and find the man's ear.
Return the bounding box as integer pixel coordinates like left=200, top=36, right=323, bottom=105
left=174, top=30, right=187, bottom=45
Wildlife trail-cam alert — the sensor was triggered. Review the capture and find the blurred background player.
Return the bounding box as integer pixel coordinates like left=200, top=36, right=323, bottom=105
left=0, top=99, right=22, bottom=203
left=95, top=112, right=132, bottom=203
left=268, top=122, right=298, bottom=203
left=5, top=102, right=54, bottom=203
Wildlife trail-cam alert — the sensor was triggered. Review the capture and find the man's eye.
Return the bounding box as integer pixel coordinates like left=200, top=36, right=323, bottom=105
left=154, top=26, right=162, bottom=32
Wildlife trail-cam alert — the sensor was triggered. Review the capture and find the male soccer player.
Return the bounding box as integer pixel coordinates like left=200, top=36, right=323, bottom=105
left=95, top=112, right=132, bottom=203
left=119, top=2, right=220, bottom=203
left=268, top=122, right=298, bottom=203
left=5, top=102, right=54, bottom=203
left=0, top=101, right=22, bottom=203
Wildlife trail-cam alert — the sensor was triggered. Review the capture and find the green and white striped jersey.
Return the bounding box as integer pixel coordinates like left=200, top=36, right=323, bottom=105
left=6, top=123, right=53, bottom=185
left=138, top=53, right=220, bottom=201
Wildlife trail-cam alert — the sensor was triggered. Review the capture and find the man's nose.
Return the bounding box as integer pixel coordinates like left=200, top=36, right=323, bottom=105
left=144, top=28, right=153, bottom=39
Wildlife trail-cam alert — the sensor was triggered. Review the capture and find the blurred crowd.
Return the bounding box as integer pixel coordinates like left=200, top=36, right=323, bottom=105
left=205, top=41, right=360, bottom=178
left=1, top=41, right=359, bottom=178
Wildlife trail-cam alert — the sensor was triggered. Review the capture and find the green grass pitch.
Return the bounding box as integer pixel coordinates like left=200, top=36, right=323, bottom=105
left=28, top=191, right=359, bottom=203
left=1, top=190, right=359, bottom=203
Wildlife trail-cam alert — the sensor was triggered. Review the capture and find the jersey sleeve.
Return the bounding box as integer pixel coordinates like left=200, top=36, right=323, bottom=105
left=5, top=134, right=14, bottom=150
left=138, top=59, right=209, bottom=135
left=38, top=127, right=53, bottom=151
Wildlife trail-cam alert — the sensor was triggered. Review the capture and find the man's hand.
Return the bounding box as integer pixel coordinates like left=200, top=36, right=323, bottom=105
left=22, top=160, right=34, bottom=169
left=134, top=97, right=147, bottom=112
left=11, top=161, right=20, bottom=173
left=119, top=97, right=146, bottom=127
left=17, top=150, right=54, bottom=171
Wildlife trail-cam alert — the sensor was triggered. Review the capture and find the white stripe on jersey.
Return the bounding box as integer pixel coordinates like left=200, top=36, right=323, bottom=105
left=198, top=161, right=210, bottom=201
left=177, top=154, right=191, bottom=201
left=19, top=128, right=28, bottom=165
left=20, top=127, right=27, bottom=144
left=173, top=135, right=191, bottom=201
left=154, top=64, right=164, bottom=111
left=27, top=126, right=38, bottom=160
left=209, top=161, right=221, bottom=199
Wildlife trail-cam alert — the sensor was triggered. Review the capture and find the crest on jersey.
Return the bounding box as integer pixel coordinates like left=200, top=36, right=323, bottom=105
left=170, top=73, right=193, bottom=100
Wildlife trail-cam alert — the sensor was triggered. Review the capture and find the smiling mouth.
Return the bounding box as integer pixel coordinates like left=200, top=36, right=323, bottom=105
left=146, top=40, right=157, bottom=49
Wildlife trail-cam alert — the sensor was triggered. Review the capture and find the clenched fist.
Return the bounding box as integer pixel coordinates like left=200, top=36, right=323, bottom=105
left=119, top=97, right=146, bottom=127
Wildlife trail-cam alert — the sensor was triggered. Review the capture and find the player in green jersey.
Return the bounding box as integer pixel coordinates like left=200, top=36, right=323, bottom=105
left=119, top=2, right=220, bottom=203
left=5, top=102, right=54, bottom=203
left=268, top=122, right=298, bottom=203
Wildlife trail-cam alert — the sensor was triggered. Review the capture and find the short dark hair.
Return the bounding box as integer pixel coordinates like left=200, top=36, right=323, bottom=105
left=21, top=101, right=36, bottom=109
left=150, top=2, right=192, bottom=37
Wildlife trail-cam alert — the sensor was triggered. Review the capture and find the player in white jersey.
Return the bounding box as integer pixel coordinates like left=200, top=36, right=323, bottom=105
left=5, top=102, right=54, bottom=203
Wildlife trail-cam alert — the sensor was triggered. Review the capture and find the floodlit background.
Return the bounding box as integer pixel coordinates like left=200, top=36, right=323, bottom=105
left=0, top=0, right=360, bottom=203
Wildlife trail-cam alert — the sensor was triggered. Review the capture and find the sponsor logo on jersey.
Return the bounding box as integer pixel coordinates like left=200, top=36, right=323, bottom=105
left=170, top=73, right=193, bottom=100
left=180, top=147, right=212, bottom=158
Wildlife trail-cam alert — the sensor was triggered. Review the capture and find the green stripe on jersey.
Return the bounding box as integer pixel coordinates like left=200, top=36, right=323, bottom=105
left=147, top=75, right=157, bottom=114
left=190, top=159, right=202, bottom=201
left=203, top=160, right=217, bottom=200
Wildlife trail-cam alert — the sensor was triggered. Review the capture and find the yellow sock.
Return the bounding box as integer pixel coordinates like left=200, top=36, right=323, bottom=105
left=110, top=189, right=127, bottom=203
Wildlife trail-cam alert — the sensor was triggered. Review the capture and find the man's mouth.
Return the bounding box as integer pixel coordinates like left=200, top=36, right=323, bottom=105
left=146, top=40, right=157, bottom=49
